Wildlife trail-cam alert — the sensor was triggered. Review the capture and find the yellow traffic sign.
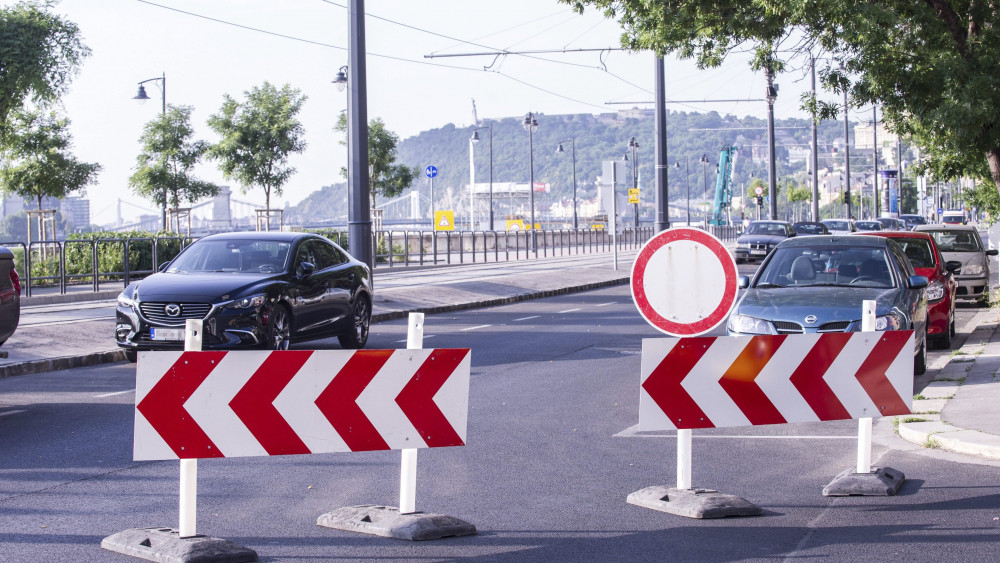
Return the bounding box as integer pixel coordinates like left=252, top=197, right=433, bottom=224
left=628, top=188, right=640, bottom=204
left=434, top=210, right=455, bottom=231
left=506, top=219, right=524, bottom=231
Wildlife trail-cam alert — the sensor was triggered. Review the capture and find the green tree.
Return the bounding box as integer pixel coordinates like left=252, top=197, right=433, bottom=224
left=564, top=0, right=1000, bottom=201
left=0, top=1, right=89, bottom=137
left=207, top=82, right=306, bottom=212
left=129, top=105, right=220, bottom=212
left=336, top=114, right=417, bottom=209
left=0, top=109, right=100, bottom=214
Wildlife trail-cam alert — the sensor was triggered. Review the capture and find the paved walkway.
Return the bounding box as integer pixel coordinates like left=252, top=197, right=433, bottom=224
left=3, top=249, right=1000, bottom=464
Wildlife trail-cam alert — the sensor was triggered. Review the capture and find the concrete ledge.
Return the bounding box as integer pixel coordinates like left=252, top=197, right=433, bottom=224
left=911, top=399, right=946, bottom=414
left=920, top=382, right=961, bottom=400
left=0, top=350, right=126, bottom=379
left=932, top=429, right=1000, bottom=459
left=897, top=420, right=958, bottom=446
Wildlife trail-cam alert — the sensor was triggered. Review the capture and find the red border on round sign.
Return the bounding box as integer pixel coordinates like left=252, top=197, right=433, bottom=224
left=631, top=227, right=739, bottom=336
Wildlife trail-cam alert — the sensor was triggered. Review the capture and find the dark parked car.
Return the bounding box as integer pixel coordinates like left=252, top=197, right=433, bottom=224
left=820, top=219, right=856, bottom=235
left=876, top=217, right=907, bottom=231
left=0, top=246, right=20, bottom=346
left=856, top=231, right=960, bottom=348
left=792, top=221, right=829, bottom=235
left=727, top=235, right=929, bottom=374
left=899, top=214, right=927, bottom=230
left=914, top=224, right=997, bottom=305
left=733, top=220, right=796, bottom=264
left=854, top=220, right=884, bottom=232
left=116, top=232, right=373, bottom=361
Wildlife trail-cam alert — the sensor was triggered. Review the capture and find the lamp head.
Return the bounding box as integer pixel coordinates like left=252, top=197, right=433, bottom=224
left=471, top=130, right=480, bottom=143
left=333, top=66, right=348, bottom=92
left=556, top=143, right=565, bottom=154
left=133, top=84, right=150, bottom=102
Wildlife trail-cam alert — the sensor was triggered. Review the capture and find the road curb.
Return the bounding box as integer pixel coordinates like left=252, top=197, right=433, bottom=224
left=0, top=349, right=127, bottom=379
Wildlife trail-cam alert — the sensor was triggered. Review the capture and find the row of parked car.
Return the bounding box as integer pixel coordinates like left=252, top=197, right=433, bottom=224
left=731, top=218, right=997, bottom=375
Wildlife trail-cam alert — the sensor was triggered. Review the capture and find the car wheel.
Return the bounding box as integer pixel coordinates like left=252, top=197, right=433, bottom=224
left=914, top=329, right=927, bottom=376
left=123, top=349, right=137, bottom=363
left=950, top=318, right=956, bottom=337
left=265, top=304, right=291, bottom=350
left=338, top=295, right=371, bottom=349
left=935, top=326, right=952, bottom=350
left=735, top=257, right=744, bottom=264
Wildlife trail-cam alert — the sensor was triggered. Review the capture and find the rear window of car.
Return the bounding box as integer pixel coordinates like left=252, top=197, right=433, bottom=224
left=823, top=221, right=850, bottom=230
left=923, top=230, right=981, bottom=252
left=894, top=239, right=936, bottom=269
left=794, top=223, right=826, bottom=234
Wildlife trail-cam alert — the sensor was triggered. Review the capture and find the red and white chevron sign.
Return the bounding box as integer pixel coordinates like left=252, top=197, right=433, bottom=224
left=639, top=332, right=913, bottom=431
left=134, top=349, right=471, bottom=461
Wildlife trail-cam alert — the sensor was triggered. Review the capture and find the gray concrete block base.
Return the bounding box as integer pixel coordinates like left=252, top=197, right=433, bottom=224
left=101, top=527, right=257, bottom=562
left=822, top=466, right=905, bottom=496
left=316, top=505, right=476, bottom=541
left=626, top=486, right=762, bottom=519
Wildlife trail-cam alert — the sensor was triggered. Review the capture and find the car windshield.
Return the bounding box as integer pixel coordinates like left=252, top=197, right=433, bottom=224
left=755, top=245, right=896, bottom=288
left=923, top=230, right=981, bottom=252
left=167, top=239, right=292, bottom=273
left=823, top=221, right=850, bottom=230
left=746, top=223, right=787, bottom=235
left=856, top=222, right=882, bottom=231
left=795, top=223, right=826, bottom=234
left=901, top=215, right=926, bottom=227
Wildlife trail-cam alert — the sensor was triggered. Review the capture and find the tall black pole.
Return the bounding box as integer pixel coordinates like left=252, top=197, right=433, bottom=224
left=810, top=57, right=820, bottom=221
left=766, top=67, right=778, bottom=220
left=684, top=158, right=690, bottom=225
left=348, top=0, right=372, bottom=272
left=654, top=55, right=670, bottom=232
left=843, top=87, right=853, bottom=219
left=571, top=139, right=578, bottom=230
left=488, top=126, right=494, bottom=231
left=873, top=106, right=880, bottom=217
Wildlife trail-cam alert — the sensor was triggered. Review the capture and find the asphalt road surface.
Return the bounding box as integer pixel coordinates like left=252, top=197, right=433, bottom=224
left=3, top=285, right=1000, bottom=561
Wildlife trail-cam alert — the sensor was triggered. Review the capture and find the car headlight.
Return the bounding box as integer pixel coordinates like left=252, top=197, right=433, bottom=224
left=963, top=264, right=984, bottom=276
left=875, top=314, right=904, bottom=331
left=117, top=292, right=137, bottom=309
left=727, top=314, right=776, bottom=335
left=224, top=293, right=267, bottom=310
left=925, top=280, right=945, bottom=301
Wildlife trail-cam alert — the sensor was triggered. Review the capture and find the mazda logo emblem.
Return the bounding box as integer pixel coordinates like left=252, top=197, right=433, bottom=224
left=164, top=303, right=181, bottom=317
left=804, top=315, right=817, bottom=324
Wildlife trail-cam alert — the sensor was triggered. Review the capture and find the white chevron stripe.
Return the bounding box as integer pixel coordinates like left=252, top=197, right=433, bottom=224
left=756, top=334, right=820, bottom=423
left=638, top=338, right=679, bottom=431
left=433, top=351, right=472, bottom=443
left=274, top=351, right=352, bottom=454
left=134, top=351, right=184, bottom=460
left=817, top=333, right=880, bottom=418
left=886, top=333, right=915, bottom=410
left=360, top=350, right=427, bottom=449
left=186, top=351, right=268, bottom=457
left=686, top=337, right=748, bottom=428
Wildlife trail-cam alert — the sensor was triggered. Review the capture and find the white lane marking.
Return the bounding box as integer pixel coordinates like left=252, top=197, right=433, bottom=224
left=95, top=390, right=133, bottom=398
left=396, top=334, right=436, bottom=343
left=596, top=302, right=616, bottom=307
left=0, top=410, right=26, bottom=417
left=613, top=424, right=852, bottom=439
left=461, top=324, right=491, bottom=332
left=558, top=308, right=581, bottom=314
left=513, top=316, right=539, bottom=322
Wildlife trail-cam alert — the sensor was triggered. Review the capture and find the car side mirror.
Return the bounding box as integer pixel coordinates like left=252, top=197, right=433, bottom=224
left=987, top=249, right=999, bottom=256
left=909, top=275, right=929, bottom=289
left=296, top=261, right=315, bottom=279
left=738, top=275, right=750, bottom=289
left=158, top=261, right=171, bottom=272
left=945, top=260, right=962, bottom=274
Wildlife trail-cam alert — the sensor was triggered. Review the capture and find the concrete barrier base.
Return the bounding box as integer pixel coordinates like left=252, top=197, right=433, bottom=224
left=822, top=466, right=905, bottom=496
left=627, top=486, right=762, bottom=519
left=101, top=527, right=257, bottom=562
left=317, top=505, right=476, bottom=541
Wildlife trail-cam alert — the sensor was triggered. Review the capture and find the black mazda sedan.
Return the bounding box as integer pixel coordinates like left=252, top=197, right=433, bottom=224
left=115, top=231, right=372, bottom=361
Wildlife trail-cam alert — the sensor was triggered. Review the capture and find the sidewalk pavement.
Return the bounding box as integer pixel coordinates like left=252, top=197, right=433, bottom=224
left=4, top=249, right=1000, bottom=463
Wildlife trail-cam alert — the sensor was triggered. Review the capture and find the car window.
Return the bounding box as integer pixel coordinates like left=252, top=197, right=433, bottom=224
left=755, top=246, right=895, bottom=288
left=309, top=239, right=340, bottom=270
left=925, top=230, right=982, bottom=252
left=823, top=221, right=849, bottom=230
left=896, top=239, right=935, bottom=269
left=167, top=239, right=291, bottom=273
left=746, top=223, right=789, bottom=235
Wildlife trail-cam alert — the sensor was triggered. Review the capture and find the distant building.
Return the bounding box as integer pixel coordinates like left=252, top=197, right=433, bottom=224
left=61, top=196, right=91, bottom=230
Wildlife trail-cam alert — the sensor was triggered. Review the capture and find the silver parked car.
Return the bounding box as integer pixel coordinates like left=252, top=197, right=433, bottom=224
left=914, top=224, right=997, bottom=305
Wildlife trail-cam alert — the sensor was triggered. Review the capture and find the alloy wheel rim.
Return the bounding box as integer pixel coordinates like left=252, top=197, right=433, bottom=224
left=355, top=300, right=369, bottom=341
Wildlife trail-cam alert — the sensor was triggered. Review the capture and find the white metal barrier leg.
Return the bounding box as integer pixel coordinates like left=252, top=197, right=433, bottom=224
left=676, top=429, right=693, bottom=490
left=857, top=299, right=876, bottom=474
left=400, top=313, right=425, bottom=514
left=179, top=459, right=198, bottom=538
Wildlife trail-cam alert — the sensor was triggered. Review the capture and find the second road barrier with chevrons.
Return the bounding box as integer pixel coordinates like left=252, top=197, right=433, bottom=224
left=134, top=349, right=471, bottom=460
left=639, top=332, right=913, bottom=431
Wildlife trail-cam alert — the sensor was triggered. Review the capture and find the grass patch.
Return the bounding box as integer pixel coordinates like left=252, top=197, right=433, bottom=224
left=913, top=394, right=927, bottom=400
left=934, top=376, right=966, bottom=384
left=923, top=436, right=941, bottom=449
left=902, top=417, right=928, bottom=423
left=951, top=350, right=969, bottom=356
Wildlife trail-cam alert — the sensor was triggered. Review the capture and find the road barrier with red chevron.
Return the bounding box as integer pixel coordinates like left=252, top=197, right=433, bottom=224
left=639, top=331, right=914, bottom=431
left=134, top=348, right=471, bottom=460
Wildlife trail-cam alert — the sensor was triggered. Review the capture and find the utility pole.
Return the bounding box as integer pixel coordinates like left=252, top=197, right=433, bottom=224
left=843, top=85, right=853, bottom=220
left=654, top=54, right=670, bottom=232
left=347, top=0, right=372, bottom=272
left=765, top=67, right=778, bottom=220
left=810, top=55, right=820, bottom=222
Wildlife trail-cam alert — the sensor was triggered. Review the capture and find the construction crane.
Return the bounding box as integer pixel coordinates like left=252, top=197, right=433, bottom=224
left=709, top=145, right=738, bottom=226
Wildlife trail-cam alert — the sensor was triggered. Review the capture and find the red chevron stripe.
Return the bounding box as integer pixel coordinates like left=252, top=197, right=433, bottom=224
left=789, top=333, right=852, bottom=420
left=642, top=338, right=715, bottom=429
left=315, top=350, right=393, bottom=452
left=396, top=349, right=468, bottom=447
left=229, top=350, right=314, bottom=456
left=136, top=351, right=227, bottom=459
left=719, top=335, right=787, bottom=425
left=854, top=330, right=912, bottom=416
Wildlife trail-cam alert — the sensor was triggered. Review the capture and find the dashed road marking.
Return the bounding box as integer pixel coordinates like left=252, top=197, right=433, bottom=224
left=558, top=308, right=581, bottom=314
left=95, top=390, right=133, bottom=398
left=396, top=334, right=436, bottom=343
left=0, top=409, right=26, bottom=417
left=596, top=302, right=616, bottom=307
left=513, top=316, right=539, bottom=322
left=461, top=324, right=492, bottom=332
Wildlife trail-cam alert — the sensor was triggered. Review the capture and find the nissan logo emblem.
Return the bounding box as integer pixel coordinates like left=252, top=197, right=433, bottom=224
left=164, top=303, right=182, bottom=317
left=804, top=315, right=817, bottom=324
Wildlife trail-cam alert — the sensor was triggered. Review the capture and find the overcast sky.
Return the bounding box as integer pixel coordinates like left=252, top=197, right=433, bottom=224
left=24, top=0, right=845, bottom=226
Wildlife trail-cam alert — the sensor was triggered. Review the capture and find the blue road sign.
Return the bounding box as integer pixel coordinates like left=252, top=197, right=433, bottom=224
left=938, top=207, right=944, bottom=215
left=425, top=165, right=438, bottom=178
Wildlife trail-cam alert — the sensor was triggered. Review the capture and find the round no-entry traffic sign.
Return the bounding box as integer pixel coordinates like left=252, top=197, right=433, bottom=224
left=631, top=227, right=739, bottom=336
left=754, top=186, right=764, bottom=196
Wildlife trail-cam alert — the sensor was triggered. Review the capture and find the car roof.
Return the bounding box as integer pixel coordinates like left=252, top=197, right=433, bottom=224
left=751, top=220, right=791, bottom=225
left=853, top=231, right=934, bottom=241
left=780, top=234, right=890, bottom=248
left=199, top=231, right=313, bottom=242
left=914, top=224, right=978, bottom=232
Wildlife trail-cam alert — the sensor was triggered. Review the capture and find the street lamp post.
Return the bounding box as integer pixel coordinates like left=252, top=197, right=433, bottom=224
left=699, top=154, right=710, bottom=222
left=556, top=139, right=578, bottom=230
left=674, top=159, right=690, bottom=225
left=133, top=72, right=167, bottom=231
left=765, top=67, right=779, bottom=220
left=523, top=112, right=539, bottom=255
left=471, top=126, right=494, bottom=230
left=628, top=136, right=639, bottom=228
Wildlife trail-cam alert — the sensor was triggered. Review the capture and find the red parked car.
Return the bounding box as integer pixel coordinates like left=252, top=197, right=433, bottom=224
left=855, top=231, right=961, bottom=348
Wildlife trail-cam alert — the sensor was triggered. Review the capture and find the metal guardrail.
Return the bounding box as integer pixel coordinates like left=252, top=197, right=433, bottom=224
left=1, top=224, right=737, bottom=297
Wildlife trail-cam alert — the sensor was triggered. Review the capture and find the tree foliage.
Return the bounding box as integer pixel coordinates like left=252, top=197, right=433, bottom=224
left=0, top=109, right=100, bottom=212
left=564, top=0, right=1000, bottom=202
left=0, top=1, right=89, bottom=137
left=207, top=82, right=306, bottom=211
left=129, top=104, right=219, bottom=211
left=335, top=113, right=418, bottom=209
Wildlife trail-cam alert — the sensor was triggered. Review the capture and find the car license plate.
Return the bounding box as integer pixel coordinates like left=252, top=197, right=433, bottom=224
left=750, top=249, right=767, bottom=255
left=150, top=328, right=185, bottom=341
